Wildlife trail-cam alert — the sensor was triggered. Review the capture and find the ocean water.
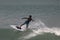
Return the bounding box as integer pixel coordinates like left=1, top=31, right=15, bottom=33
left=0, top=4, right=60, bottom=40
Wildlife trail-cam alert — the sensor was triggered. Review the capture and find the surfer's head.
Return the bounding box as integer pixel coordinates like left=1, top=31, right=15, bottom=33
left=29, top=15, right=32, bottom=18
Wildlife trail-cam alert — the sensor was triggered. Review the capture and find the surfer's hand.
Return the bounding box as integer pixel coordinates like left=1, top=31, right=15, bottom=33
left=21, top=17, right=28, bottom=19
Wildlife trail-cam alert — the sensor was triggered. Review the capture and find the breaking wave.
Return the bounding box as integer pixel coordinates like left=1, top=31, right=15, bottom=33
left=18, top=19, right=60, bottom=40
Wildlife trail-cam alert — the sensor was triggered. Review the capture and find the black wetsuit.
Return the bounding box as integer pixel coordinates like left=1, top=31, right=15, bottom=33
left=22, top=17, right=32, bottom=28
left=16, top=16, right=33, bottom=29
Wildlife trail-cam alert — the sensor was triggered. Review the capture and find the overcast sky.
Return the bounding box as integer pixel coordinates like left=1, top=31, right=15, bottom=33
left=0, top=0, right=59, bottom=5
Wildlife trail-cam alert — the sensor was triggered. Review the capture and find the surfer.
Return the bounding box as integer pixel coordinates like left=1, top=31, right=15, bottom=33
left=16, top=15, right=34, bottom=29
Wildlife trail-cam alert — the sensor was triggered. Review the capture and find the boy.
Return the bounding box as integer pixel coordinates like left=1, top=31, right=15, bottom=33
left=16, top=15, right=34, bottom=29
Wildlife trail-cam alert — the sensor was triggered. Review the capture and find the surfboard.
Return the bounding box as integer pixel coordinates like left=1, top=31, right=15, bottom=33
left=10, top=25, right=26, bottom=31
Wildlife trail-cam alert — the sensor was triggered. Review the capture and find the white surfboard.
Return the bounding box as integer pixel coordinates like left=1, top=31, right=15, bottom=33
left=10, top=25, right=26, bottom=31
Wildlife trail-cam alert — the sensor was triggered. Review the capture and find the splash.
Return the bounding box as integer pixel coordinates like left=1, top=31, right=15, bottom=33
left=18, top=19, right=60, bottom=40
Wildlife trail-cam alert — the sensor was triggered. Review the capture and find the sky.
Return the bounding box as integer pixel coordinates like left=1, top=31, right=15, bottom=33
left=0, top=0, right=59, bottom=5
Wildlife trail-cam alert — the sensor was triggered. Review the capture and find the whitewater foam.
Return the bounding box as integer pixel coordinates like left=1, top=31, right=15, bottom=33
left=18, top=20, right=60, bottom=40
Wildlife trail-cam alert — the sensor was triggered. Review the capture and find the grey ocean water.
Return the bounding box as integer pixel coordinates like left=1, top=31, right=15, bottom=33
left=0, top=0, right=60, bottom=40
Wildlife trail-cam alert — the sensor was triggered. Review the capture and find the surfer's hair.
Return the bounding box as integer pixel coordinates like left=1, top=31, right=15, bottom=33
left=29, top=15, right=32, bottom=17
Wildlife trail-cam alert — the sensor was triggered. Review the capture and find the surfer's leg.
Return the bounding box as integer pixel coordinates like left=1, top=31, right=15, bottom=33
left=16, top=21, right=26, bottom=29
left=26, top=21, right=30, bottom=29
left=26, top=24, right=28, bottom=29
left=20, top=21, right=27, bottom=28
left=16, top=23, right=25, bottom=29
left=20, top=23, right=25, bottom=28
left=26, top=22, right=29, bottom=29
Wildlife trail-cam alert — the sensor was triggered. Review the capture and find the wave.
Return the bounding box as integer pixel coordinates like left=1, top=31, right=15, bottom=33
left=18, top=19, right=60, bottom=40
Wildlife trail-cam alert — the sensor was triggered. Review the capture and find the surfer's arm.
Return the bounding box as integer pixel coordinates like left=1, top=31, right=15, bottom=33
left=21, top=17, right=28, bottom=19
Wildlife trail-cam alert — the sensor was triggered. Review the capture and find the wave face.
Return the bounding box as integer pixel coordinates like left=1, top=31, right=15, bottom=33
left=0, top=19, right=60, bottom=40
left=0, top=1, right=60, bottom=40
left=17, top=20, right=60, bottom=40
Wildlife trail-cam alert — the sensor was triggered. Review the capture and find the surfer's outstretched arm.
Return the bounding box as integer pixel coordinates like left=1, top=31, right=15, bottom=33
left=21, top=17, right=28, bottom=19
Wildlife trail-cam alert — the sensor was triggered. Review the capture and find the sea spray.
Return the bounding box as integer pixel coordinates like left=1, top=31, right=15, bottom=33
left=18, top=19, right=60, bottom=40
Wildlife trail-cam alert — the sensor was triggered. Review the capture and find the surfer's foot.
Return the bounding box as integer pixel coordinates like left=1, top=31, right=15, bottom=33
left=16, top=26, right=21, bottom=29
